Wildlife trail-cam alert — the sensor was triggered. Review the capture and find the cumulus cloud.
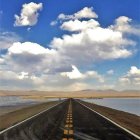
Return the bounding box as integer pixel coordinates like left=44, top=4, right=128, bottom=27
left=50, top=12, right=139, bottom=68
left=51, top=7, right=98, bottom=27
left=14, top=2, right=43, bottom=26
left=0, top=70, right=45, bottom=90
left=0, top=7, right=140, bottom=90
left=74, top=7, right=98, bottom=19
left=61, top=65, right=84, bottom=79
left=58, top=7, right=98, bottom=21
left=2, top=41, right=72, bottom=75
left=3, top=42, right=57, bottom=73
left=61, top=65, right=104, bottom=83
left=119, top=66, right=140, bottom=88
left=110, top=16, right=140, bottom=35
left=18, top=71, right=29, bottom=79
left=50, top=27, right=135, bottom=66
left=0, top=69, right=83, bottom=90
left=61, top=19, right=99, bottom=31
left=8, top=42, right=55, bottom=55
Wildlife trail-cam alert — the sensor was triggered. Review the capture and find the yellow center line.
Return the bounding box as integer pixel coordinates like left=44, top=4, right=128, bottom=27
left=62, top=100, right=74, bottom=140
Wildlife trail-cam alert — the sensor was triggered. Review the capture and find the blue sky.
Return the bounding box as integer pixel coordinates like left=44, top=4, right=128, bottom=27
left=0, top=0, right=140, bottom=91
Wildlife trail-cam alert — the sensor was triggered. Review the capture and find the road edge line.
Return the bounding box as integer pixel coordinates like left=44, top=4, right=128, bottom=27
left=76, top=100, right=140, bottom=140
left=0, top=100, right=65, bottom=135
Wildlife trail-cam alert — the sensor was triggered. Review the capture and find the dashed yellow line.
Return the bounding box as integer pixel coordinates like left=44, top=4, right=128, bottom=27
left=62, top=100, right=74, bottom=140
left=62, top=138, right=74, bottom=140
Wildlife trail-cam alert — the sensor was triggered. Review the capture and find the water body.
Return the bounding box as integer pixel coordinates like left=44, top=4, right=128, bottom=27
left=0, top=96, right=37, bottom=106
left=0, top=96, right=40, bottom=116
left=0, top=96, right=61, bottom=107
left=82, top=98, right=140, bottom=116
left=0, top=96, right=61, bottom=116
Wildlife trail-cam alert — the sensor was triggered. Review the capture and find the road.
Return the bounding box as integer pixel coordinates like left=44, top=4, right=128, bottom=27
left=0, top=99, right=139, bottom=140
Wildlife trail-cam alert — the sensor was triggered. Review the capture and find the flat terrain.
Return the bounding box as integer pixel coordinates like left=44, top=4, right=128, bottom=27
left=0, top=105, right=32, bottom=116
left=0, top=90, right=140, bottom=99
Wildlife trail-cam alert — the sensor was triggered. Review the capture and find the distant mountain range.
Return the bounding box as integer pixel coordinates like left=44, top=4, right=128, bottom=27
left=81, top=89, right=140, bottom=93
left=0, top=89, right=139, bottom=99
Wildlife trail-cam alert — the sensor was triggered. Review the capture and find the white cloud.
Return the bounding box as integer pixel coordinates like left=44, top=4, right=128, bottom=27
left=119, top=66, right=140, bottom=87
left=129, top=66, right=140, bottom=75
left=14, top=2, right=43, bottom=26
left=0, top=7, right=140, bottom=90
left=2, top=41, right=73, bottom=75
left=61, top=19, right=99, bottom=31
left=58, top=7, right=98, bottom=20
left=61, top=65, right=104, bottom=82
left=8, top=42, right=55, bottom=55
left=61, top=65, right=84, bottom=79
left=74, top=7, right=98, bottom=19
left=18, top=71, right=29, bottom=79
left=49, top=9, right=138, bottom=70
left=3, top=42, right=58, bottom=73
left=50, top=27, right=135, bottom=67
left=50, top=11, right=139, bottom=69
left=110, top=16, right=140, bottom=35
left=0, top=70, right=45, bottom=90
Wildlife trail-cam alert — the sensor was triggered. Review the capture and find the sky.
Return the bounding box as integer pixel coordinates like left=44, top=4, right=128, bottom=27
left=0, top=0, right=140, bottom=91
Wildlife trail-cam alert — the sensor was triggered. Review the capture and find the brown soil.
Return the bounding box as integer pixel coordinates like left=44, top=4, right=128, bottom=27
left=80, top=100, right=140, bottom=136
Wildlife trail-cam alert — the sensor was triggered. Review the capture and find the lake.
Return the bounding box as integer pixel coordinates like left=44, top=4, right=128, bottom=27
left=82, top=98, right=140, bottom=116
left=0, top=96, right=38, bottom=106
left=0, top=96, right=61, bottom=106
left=0, top=96, right=60, bottom=116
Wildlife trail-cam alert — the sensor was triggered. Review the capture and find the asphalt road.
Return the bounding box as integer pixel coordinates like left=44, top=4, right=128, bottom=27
left=0, top=99, right=139, bottom=140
